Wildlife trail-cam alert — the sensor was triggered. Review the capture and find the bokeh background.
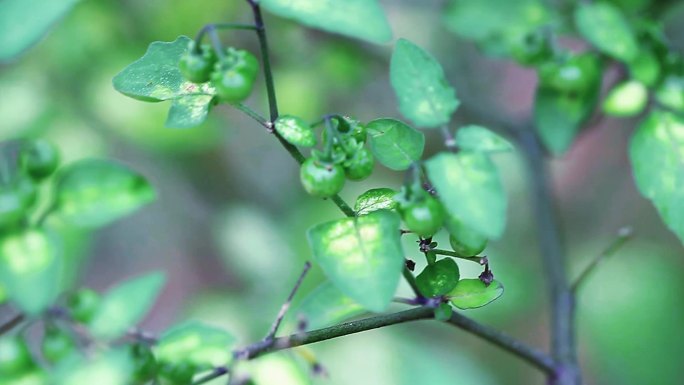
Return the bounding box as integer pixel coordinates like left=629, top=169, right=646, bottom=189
left=1, top=0, right=684, bottom=384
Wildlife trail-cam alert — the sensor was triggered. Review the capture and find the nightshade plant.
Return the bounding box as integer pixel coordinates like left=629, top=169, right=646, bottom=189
left=1, top=0, right=683, bottom=385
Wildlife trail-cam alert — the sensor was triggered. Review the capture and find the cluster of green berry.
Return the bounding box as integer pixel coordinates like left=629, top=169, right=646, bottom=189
left=0, top=140, right=59, bottom=230
left=510, top=30, right=602, bottom=96
left=297, top=115, right=374, bottom=198
left=179, top=41, right=259, bottom=103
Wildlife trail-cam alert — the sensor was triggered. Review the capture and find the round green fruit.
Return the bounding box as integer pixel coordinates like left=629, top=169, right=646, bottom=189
left=67, top=288, right=101, bottom=324
left=179, top=43, right=217, bottom=84
left=20, top=140, right=59, bottom=181
left=344, top=148, right=374, bottom=181
left=211, top=48, right=259, bottom=103
left=41, top=327, right=76, bottom=364
left=0, top=186, right=26, bottom=229
left=299, top=158, right=345, bottom=198
left=400, top=194, right=445, bottom=238
left=538, top=54, right=600, bottom=93
left=158, top=363, right=196, bottom=385
left=446, top=216, right=488, bottom=257
left=511, top=31, right=552, bottom=66
left=131, top=343, right=158, bottom=383
left=0, top=336, right=34, bottom=376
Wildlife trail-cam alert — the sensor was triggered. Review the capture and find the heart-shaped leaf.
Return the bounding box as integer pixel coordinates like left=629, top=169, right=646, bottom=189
left=575, top=2, right=638, bottom=62
left=53, top=159, right=155, bottom=229
left=0, top=228, right=62, bottom=315
left=390, top=39, right=459, bottom=128
left=307, top=210, right=404, bottom=312
left=89, top=272, right=165, bottom=341
left=534, top=84, right=600, bottom=155
left=113, top=36, right=216, bottom=128
left=448, top=279, right=504, bottom=309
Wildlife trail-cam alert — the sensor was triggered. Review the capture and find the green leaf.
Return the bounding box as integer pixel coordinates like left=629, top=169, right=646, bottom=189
left=455, top=125, right=513, bottom=153
left=274, top=115, right=317, bottom=147
left=416, top=258, right=460, bottom=298
left=55, top=349, right=133, bottom=385
left=295, top=281, right=366, bottom=330
left=354, top=188, right=398, bottom=216
left=89, top=272, right=165, bottom=340
left=155, top=321, right=235, bottom=369
left=112, top=36, right=216, bottom=128
left=390, top=39, right=459, bottom=128
left=534, top=85, right=600, bottom=154
left=629, top=111, right=684, bottom=244
left=53, top=159, right=155, bottom=229
left=0, top=228, right=62, bottom=315
left=448, top=279, right=504, bottom=309
left=307, top=210, right=404, bottom=312
left=603, top=81, right=648, bottom=117
left=165, top=95, right=215, bottom=129
left=655, top=76, right=684, bottom=112
left=575, top=2, right=638, bottom=62
left=0, top=0, right=81, bottom=62
left=260, top=0, right=392, bottom=44
left=425, top=152, right=507, bottom=239
left=366, top=119, right=425, bottom=171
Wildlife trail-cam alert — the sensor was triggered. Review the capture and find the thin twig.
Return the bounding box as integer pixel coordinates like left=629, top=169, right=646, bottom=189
left=0, top=312, right=25, bottom=335
left=192, top=367, right=229, bottom=385
left=517, top=128, right=579, bottom=384
left=244, top=0, right=356, bottom=217
left=571, top=227, right=633, bottom=293
left=230, top=103, right=270, bottom=128
left=447, top=311, right=555, bottom=373
left=432, top=249, right=487, bottom=265
left=232, top=307, right=555, bottom=373
left=441, top=125, right=458, bottom=152
left=264, top=261, right=312, bottom=341
left=402, top=266, right=422, bottom=298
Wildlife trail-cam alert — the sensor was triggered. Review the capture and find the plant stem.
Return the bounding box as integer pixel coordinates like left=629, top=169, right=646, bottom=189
left=231, top=103, right=270, bottom=128
left=432, top=249, right=487, bottom=265
left=572, top=227, right=633, bottom=292
left=0, top=312, right=25, bottom=336
left=441, top=125, right=458, bottom=152
left=240, top=2, right=557, bottom=381
left=233, top=307, right=554, bottom=373
left=245, top=0, right=354, bottom=216
left=402, top=266, right=422, bottom=297
left=447, top=310, right=555, bottom=373
left=264, top=261, right=312, bottom=340
left=192, top=367, right=229, bottom=385
left=517, top=129, right=580, bottom=385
